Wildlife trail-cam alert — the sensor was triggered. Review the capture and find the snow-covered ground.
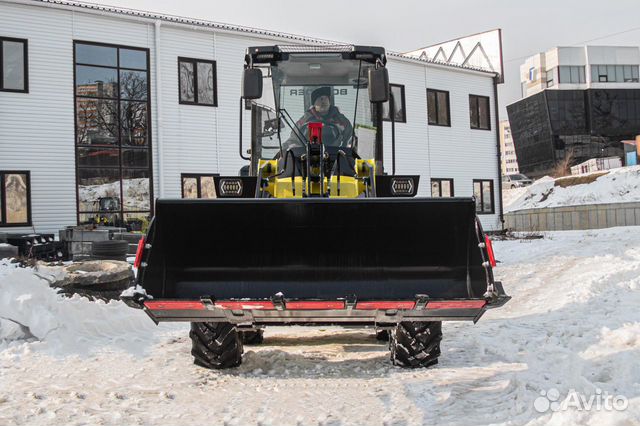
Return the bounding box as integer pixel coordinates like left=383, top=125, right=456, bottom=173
left=504, top=166, right=640, bottom=212
left=1, top=227, right=639, bottom=425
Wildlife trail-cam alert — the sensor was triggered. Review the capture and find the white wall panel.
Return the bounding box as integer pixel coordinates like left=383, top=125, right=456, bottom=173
left=0, top=3, right=75, bottom=234
left=424, top=65, right=502, bottom=230
left=0, top=0, right=502, bottom=233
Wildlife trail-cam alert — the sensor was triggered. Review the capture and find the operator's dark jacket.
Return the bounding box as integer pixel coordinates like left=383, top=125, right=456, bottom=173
left=286, top=106, right=353, bottom=147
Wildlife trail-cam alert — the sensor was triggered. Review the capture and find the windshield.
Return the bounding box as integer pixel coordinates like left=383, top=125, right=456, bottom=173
left=267, top=55, right=378, bottom=158
left=510, top=174, right=528, bottom=181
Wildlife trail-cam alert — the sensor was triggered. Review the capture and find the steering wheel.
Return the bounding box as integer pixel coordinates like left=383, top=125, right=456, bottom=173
left=298, top=121, right=346, bottom=147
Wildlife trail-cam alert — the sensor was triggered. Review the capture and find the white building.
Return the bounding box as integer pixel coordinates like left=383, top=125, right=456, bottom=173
left=0, top=0, right=504, bottom=233
left=499, top=120, right=519, bottom=175
left=520, top=45, right=640, bottom=98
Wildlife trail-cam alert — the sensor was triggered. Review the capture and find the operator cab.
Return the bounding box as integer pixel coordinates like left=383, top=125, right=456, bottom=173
left=242, top=45, right=388, bottom=176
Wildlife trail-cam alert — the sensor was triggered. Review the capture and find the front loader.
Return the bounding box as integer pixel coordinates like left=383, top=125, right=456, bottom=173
left=124, top=45, right=510, bottom=369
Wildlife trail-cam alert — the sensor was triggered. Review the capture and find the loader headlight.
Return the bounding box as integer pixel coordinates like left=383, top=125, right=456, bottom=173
left=219, top=178, right=243, bottom=197
left=390, top=177, right=415, bottom=196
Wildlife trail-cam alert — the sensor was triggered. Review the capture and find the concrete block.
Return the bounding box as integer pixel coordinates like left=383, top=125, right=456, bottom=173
left=70, top=242, right=92, bottom=255
left=588, top=210, right=598, bottom=229
left=523, top=214, right=532, bottom=231
left=606, top=210, right=616, bottom=228
left=67, top=229, right=109, bottom=243
left=577, top=211, right=589, bottom=230
left=636, top=208, right=640, bottom=226
left=597, top=210, right=607, bottom=228
left=616, top=209, right=626, bottom=227
left=571, top=212, right=580, bottom=230
left=546, top=212, right=556, bottom=231
left=554, top=213, right=563, bottom=231
left=505, top=214, right=514, bottom=229
left=539, top=213, right=547, bottom=231
left=625, top=208, right=635, bottom=226
left=563, top=212, right=572, bottom=230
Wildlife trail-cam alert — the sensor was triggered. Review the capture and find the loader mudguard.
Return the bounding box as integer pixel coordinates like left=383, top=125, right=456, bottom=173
left=137, top=197, right=495, bottom=306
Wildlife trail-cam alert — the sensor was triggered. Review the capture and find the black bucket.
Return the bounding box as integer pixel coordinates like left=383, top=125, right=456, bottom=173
left=138, top=198, right=489, bottom=301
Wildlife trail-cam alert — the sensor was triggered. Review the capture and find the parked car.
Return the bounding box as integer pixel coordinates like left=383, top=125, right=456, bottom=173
left=502, top=173, right=533, bottom=188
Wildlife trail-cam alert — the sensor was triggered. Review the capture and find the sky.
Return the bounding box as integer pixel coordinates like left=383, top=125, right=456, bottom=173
left=82, top=0, right=640, bottom=118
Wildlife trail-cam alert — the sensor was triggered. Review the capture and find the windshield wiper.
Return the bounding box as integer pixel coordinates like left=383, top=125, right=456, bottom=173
left=350, top=60, right=363, bottom=147
left=279, top=107, right=307, bottom=147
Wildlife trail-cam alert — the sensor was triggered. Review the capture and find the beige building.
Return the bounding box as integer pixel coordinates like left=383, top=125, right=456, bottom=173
left=499, top=120, right=519, bottom=175
left=519, top=46, right=640, bottom=98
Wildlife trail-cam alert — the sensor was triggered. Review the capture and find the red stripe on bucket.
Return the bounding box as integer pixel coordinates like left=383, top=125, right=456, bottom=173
left=214, top=301, right=275, bottom=310
left=133, top=237, right=145, bottom=269
left=286, top=301, right=345, bottom=310
left=355, top=301, right=416, bottom=310
left=427, top=300, right=486, bottom=310
left=485, top=235, right=497, bottom=267
left=144, top=300, right=205, bottom=310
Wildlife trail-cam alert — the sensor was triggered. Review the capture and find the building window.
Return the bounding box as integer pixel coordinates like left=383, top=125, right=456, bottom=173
left=558, top=66, right=585, bottom=84
left=74, top=41, right=153, bottom=230
left=591, top=65, right=639, bottom=83
left=469, top=95, right=491, bottom=130
left=473, top=179, right=494, bottom=214
left=181, top=174, right=218, bottom=199
left=431, top=178, right=454, bottom=197
left=382, top=84, right=406, bottom=123
left=546, top=69, right=555, bottom=87
left=178, top=57, right=217, bottom=106
left=0, top=37, right=28, bottom=93
left=0, top=171, right=31, bottom=226
left=427, top=89, right=450, bottom=126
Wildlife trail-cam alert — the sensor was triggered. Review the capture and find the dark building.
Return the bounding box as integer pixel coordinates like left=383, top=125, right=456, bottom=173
left=507, top=89, right=637, bottom=177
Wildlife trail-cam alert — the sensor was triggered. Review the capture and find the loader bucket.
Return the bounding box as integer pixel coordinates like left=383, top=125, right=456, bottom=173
left=138, top=198, right=490, bottom=302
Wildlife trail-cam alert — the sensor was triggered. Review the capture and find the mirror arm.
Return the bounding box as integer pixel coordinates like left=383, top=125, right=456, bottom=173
left=390, top=92, right=396, bottom=175
left=239, top=97, right=250, bottom=160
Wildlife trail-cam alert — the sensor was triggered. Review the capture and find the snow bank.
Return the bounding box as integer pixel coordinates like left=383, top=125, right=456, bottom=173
left=505, top=166, right=640, bottom=212
left=0, top=259, right=181, bottom=356
left=0, top=229, right=639, bottom=425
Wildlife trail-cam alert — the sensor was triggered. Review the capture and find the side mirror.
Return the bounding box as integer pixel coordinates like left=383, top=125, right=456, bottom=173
left=242, top=68, right=263, bottom=99
left=368, top=67, right=389, bottom=103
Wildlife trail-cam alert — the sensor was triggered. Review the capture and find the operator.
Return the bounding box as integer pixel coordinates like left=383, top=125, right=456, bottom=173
left=284, top=86, right=353, bottom=149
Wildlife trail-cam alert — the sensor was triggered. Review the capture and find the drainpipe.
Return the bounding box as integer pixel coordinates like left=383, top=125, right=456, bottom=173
left=154, top=19, right=165, bottom=198
left=493, top=76, right=505, bottom=229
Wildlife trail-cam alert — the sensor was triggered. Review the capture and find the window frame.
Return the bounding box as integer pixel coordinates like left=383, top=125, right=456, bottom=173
left=591, top=64, right=639, bottom=83
left=430, top=178, right=454, bottom=197
left=178, top=57, right=218, bottom=107
left=546, top=69, right=555, bottom=87
left=469, top=94, right=491, bottom=130
left=382, top=83, right=407, bottom=123
left=181, top=173, right=219, bottom=198
left=73, top=40, right=154, bottom=226
left=427, top=88, right=451, bottom=127
left=0, top=170, right=32, bottom=227
left=473, top=179, right=495, bottom=215
left=0, top=36, right=28, bottom=93
left=558, top=66, right=586, bottom=84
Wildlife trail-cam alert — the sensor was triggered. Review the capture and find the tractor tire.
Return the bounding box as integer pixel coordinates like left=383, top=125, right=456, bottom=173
left=240, top=329, right=264, bottom=345
left=190, top=322, right=243, bottom=369
left=375, top=330, right=390, bottom=341
left=390, top=321, right=442, bottom=368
